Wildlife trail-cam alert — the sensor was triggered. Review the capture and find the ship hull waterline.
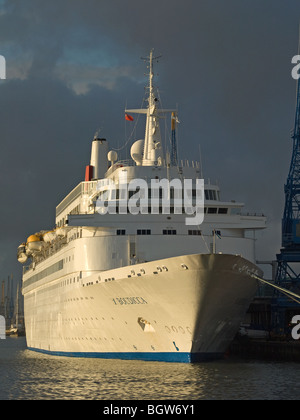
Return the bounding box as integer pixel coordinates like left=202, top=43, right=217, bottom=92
left=23, top=253, right=261, bottom=363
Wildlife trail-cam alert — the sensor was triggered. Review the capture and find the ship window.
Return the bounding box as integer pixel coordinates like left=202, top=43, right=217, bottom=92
left=231, top=207, right=241, bottom=215
left=128, top=190, right=135, bottom=199
left=117, top=229, right=126, bottom=235
left=188, top=230, right=202, bottom=235
left=137, top=229, right=151, bottom=235
left=163, top=229, right=177, bottom=235
left=23, top=259, right=64, bottom=287
left=218, top=208, right=228, bottom=214
left=207, top=207, right=217, bottom=214
left=205, top=189, right=218, bottom=200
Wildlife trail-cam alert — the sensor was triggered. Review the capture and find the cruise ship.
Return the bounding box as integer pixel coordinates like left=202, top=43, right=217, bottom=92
left=18, top=51, right=266, bottom=362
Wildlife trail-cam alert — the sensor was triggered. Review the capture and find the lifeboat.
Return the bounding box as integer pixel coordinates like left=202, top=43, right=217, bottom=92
left=43, top=230, right=57, bottom=243
left=56, top=226, right=69, bottom=237
left=26, top=234, right=44, bottom=253
left=17, top=243, right=28, bottom=264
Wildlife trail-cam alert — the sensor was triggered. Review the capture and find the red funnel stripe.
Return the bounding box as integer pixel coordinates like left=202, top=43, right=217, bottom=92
left=85, top=165, right=93, bottom=181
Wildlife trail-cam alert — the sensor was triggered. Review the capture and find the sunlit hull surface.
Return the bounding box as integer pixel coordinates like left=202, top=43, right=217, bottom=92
left=23, top=253, right=260, bottom=363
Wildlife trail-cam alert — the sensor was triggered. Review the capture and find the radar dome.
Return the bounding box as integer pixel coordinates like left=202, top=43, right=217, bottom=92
left=107, top=150, right=118, bottom=163
left=130, top=140, right=144, bottom=165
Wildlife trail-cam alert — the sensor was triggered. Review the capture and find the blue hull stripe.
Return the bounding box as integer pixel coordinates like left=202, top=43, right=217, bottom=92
left=28, top=347, right=223, bottom=363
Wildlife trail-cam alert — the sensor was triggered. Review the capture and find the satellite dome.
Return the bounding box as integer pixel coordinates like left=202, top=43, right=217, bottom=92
left=107, top=150, right=118, bottom=163
left=130, top=140, right=144, bottom=165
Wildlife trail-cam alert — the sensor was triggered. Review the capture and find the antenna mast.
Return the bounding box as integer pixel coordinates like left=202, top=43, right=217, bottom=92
left=126, top=50, right=177, bottom=166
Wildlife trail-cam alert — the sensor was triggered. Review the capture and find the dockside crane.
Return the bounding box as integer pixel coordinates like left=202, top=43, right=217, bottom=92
left=273, top=41, right=300, bottom=333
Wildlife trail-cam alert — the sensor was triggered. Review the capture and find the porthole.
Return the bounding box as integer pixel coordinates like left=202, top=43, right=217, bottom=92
left=178, top=326, right=185, bottom=334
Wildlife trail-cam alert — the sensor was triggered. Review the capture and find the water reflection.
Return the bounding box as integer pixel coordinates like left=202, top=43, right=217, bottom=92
left=1, top=337, right=300, bottom=400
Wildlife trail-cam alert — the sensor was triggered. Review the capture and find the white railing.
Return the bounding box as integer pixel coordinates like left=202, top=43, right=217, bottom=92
left=56, top=181, right=97, bottom=217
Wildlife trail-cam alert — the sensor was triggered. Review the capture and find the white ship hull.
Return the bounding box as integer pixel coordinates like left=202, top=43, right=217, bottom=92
left=23, top=253, right=260, bottom=363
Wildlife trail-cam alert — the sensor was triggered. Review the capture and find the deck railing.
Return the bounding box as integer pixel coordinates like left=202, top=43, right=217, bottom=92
left=56, top=181, right=97, bottom=217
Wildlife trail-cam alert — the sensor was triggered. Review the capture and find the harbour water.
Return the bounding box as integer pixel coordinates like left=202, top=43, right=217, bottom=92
left=0, top=337, right=299, bottom=400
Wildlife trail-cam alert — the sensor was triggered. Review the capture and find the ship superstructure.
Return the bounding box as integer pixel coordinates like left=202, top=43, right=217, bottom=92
left=19, top=51, right=266, bottom=362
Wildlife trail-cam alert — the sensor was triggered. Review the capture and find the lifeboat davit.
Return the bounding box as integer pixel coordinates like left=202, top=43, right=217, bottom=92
left=17, top=243, right=28, bottom=264
left=56, top=226, right=69, bottom=237
left=43, top=230, right=57, bottom=243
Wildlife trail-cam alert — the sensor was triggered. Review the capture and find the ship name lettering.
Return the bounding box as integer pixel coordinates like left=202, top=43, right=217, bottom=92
left=112, top=297, right=148, bottom=305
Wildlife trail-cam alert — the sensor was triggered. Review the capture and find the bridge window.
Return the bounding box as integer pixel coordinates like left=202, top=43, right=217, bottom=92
left=218, top=208, right=228, bottom=214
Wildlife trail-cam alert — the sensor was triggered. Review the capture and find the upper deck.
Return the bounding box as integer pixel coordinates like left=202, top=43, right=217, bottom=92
left=55, top=158, right=265, bottom=233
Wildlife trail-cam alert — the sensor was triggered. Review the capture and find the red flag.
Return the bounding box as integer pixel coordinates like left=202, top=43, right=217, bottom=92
left=125, top=113, right=134, bottom=121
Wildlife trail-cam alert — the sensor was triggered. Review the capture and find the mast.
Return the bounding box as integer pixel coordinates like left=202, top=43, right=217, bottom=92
left=126, top=49, right=176, bottom=166
left=142, top=49, right=162, bottom=165
left=0, top=281, right=4, bottom=317
left=171, top=112, right=178, bottom=166
left=13, top=280, right=18, bottom=328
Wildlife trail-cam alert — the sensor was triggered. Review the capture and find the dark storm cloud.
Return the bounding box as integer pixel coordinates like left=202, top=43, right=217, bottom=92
left=0, top=0, right=300, bottom=279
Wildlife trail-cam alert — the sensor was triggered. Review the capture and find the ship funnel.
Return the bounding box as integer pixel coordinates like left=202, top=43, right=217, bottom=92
left=90, top=137, right=109, bottom=179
